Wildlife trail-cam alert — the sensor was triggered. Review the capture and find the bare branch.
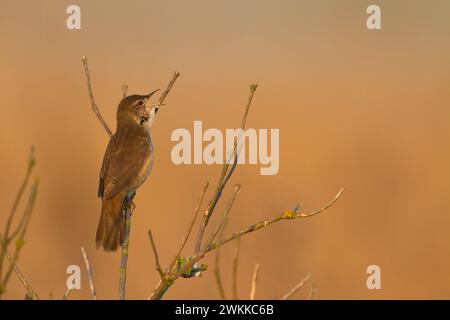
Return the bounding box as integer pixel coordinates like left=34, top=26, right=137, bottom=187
left=280, top=273, right=311, bottom=300
left=2, top=177, right=40, bottom=288
left=0, top=147, right=36, bottom=283
left=148, top=230, right=165, bottom=280
left=250, top=264, right=260, bottom=300
left=208, top=188, right=344, bottom=252
left=0, top=233, right=38, bottom=300
left=232, top=237, right=241, bottom=300
left=81, top=56, right=113, bottom=137
left=149, top=188, right=343, bottom=300
left=81, top=247, right=97, bottom=300
left=3, top=147, right=36, bottom=238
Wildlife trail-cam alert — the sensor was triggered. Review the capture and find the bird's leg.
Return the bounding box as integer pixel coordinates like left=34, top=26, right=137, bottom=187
left=123, top=191, right=137, bottom=216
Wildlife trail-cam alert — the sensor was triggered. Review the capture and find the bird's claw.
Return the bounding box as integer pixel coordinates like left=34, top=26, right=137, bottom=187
left=128, top=201, right=136, bottom=214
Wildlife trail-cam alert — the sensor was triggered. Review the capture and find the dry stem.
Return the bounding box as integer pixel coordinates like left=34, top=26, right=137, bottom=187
left=81, top=56, right=113, bottom=137
left=232, top=236, right=241, bottom=300
left=250, top=264, right=260, bottom=300
left=0, top=233, right=38, bottom=300
left=81, top=247, right=97, bottom=300
left=0, top=148, right=38, bottom=298
left=280, top=273, right=311, bottom=300
left=148, top=230, right=165, bottom=280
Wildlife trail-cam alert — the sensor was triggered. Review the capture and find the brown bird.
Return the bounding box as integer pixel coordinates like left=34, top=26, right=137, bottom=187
left=96, top=90, right=160, bottom=252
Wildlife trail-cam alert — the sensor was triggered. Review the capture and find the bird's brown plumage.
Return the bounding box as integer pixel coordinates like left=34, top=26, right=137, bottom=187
left=96, top=94, right=157, bottom=252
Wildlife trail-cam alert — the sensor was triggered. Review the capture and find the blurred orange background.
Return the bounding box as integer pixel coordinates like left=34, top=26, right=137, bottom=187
left=1, top=0, right=450, bottom=299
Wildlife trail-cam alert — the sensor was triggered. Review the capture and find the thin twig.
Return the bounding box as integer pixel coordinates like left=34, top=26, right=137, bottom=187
left=148, top=188, right=343, bottom=300
left=122, top=84, right=128, bottom=98
left=210, top=184, right=240, bottom=300
left=280, top=273, right=311, bottom=300
left=232, top=236, right=241, bottom=300
left=214, top=246, right=227, bottom=300
left=81, top=247, right=97, bottom=300
left=250, top=264, right=260, bottom=300
left=2, top=177, right=40, bottom=288
left=209, top=188, right=344, bottom=252
left=158, top=72, right=180, bottom=105
left=0, top=233, right=38, bottom=300
left=0, top=147, right=36, bottom=285
left=148, top=230, right=165, bottom=280
left=81, top=56, right=113, bottom=137
left=213, top=193, right=233, bottom=300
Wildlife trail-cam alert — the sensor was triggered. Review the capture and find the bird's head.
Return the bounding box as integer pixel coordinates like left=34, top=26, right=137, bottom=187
left=117, top=89, right=161, bottom=128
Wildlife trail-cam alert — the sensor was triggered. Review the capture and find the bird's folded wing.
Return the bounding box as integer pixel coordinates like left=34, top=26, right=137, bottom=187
left=98, top=130, right=151, bottom=199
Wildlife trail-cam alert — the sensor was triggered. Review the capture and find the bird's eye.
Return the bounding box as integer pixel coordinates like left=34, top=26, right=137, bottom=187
left=137, top=100, right=144, bottom=106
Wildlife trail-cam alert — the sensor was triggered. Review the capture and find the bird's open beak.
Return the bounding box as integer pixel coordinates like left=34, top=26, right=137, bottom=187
left=146, top=89, right=160, bottom=99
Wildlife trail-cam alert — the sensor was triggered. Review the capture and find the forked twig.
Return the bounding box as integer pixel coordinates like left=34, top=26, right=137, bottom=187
left=194, top=85, right=258, bottom=256
left=0, top=233, right=38, bottom=300
left=0, top=148, right=39, bottom=298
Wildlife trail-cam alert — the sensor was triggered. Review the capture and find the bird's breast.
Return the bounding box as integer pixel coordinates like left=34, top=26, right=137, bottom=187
left=134, top=133, right=154, bottom=190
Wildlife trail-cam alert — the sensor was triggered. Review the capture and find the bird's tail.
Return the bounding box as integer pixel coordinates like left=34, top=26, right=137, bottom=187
left=96, top=192, right=126, bottom=252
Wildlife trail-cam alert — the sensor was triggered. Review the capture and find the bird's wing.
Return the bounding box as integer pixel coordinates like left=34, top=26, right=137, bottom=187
left=98, top=129, right=151, bottom=199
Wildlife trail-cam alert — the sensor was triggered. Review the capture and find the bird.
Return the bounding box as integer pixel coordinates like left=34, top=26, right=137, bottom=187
left=96, top=89, right=161, bottom=252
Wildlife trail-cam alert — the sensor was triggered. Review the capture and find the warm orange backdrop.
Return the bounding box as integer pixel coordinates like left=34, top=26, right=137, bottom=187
left=1, top=0, right=450, bottom=299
